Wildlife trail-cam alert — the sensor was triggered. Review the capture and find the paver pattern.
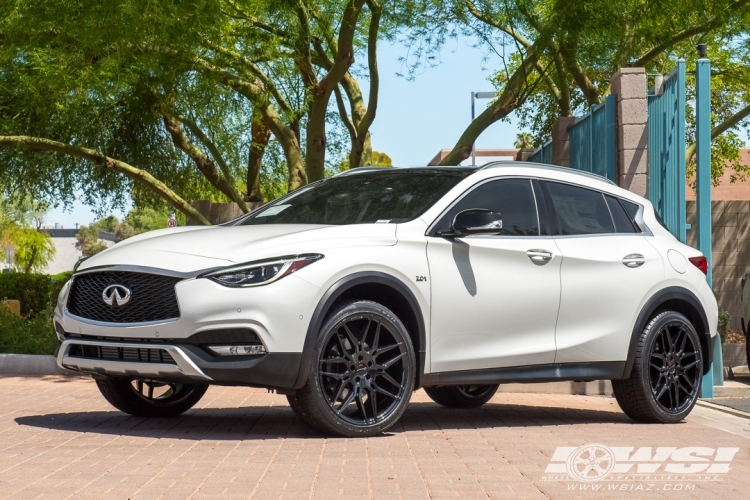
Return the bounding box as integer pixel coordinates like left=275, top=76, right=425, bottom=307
left=1, top=376, right=749, bottom=499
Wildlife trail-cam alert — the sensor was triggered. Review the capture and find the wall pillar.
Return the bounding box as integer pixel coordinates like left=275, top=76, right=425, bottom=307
left=551, top=116, right=576, bottom=167
left=610, top=68, right=648, bottom=197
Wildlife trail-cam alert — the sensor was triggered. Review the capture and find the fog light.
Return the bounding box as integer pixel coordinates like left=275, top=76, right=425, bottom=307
left=208, top=345, right=266, bottom=356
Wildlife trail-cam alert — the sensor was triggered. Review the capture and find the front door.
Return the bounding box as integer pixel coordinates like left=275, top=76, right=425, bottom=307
left=427, top=178, right=561, bottom=373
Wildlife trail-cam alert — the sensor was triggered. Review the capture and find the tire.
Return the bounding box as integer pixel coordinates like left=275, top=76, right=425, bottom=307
left=612, top=311, right=703, bottom=423
left=424, top=384, right=499, bottom=409
left=287, top=300, right=416, bottom=437
left=95, top=377, right=208, bottom=418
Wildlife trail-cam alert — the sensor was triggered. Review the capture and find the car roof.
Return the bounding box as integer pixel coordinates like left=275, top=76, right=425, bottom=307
left=335, top=162, right=615, bottom=186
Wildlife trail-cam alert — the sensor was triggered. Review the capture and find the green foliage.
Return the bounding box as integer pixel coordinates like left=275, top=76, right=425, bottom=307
left=371, top=152, right=393, bottom=167
left=125, top=206, right=185, bottom=232
left=719, top=309, right=731, bottom=346
left=514, top=133, right=534, bottom=149
left=75, top=225, right=109, bottom=257
left=0, top=273, right=54, bottom=317
left=0, top=306, right=57, bottom=355
left=11, top=228, right=56, bottom=273
left=0, top=195, right=55, bottom=272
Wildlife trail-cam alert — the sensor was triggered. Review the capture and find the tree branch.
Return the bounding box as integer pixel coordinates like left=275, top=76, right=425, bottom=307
left=174, top=115, right=249, bottom=212
left=632, top=0, right=750, bottom=67
left=0, top=135, right=210, bottom=225
left=685, top=103, right=750, bottom=161
left=357, top=0, right=382, bottom=137
left=334, top=84, right=358, bottom=140
left=438, top=41, right=543, bottom=165
left=162, top=116, right=248, bottom=211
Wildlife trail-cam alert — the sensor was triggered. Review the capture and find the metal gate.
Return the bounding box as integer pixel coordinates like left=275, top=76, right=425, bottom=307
left=568, top=94, right=617, bottom=180
left=647, top=61, right=687, bottom=243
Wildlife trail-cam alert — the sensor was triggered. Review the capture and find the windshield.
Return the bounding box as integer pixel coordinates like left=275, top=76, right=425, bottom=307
left=238, top=170, right=470, bottom=226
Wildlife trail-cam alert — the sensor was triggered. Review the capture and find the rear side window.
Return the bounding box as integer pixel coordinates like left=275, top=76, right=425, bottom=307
left=546, top=182, right=614, bottom=235
left=433, top=178, right=539, bottom=236
left=605, top=195, right=638, bottom=233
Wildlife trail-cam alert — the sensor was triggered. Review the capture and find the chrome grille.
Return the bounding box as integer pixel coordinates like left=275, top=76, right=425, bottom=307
left=67, top=271, right=181, bottom=323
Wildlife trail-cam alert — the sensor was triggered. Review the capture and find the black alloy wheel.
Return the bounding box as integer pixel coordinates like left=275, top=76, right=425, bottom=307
left=95, top=377, right=208, bottom=417
left=612, top=311, right=703, bottom=423
left=424, top=384, right=499, bottom=408
left=287, top=301, right=415, bottom=437
left=648, top=320, right=702, bottom=414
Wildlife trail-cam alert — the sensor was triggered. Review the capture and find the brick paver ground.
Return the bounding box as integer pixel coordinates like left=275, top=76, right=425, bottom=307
left=1, top=376, right=749, bottom=499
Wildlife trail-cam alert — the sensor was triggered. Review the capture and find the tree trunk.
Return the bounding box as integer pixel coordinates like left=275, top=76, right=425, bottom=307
left=247, top=118, right=270, bottom=202
left=305, top=93, right=330, bottom=182
left=348, top=131, right=372, bottom=168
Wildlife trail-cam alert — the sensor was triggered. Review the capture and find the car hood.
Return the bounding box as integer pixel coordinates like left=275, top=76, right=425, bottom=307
left=77, top=223, right=398, bottom=273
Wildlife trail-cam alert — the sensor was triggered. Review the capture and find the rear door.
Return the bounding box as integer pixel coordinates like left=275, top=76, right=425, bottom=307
left=540, top=181, right=664, bottom=364
left=427, top=178, right=561, bottom=372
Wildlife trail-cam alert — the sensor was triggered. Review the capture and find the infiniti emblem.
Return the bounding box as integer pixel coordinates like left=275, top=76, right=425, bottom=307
left=102, top=284, right=132, bottom=307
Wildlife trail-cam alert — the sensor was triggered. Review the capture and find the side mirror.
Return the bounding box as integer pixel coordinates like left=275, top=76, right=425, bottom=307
left=439, top=209, right=503, bottom=237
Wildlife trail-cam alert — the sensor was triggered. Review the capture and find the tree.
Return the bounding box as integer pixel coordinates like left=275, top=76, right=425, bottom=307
left=514, top=133, right=534, bottom=149
left=0, top=196, right=55, bottom=272
left=75, top=225, right=109, bottom=258
left=408, top=0, right=750, bottom=178
left=0, top=0, right=392, bottom=223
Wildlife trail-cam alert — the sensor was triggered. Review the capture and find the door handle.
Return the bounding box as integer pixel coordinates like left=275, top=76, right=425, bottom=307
left=527, top=249, right=553, bottom=265
left=622, top=253, right=646, bottom=268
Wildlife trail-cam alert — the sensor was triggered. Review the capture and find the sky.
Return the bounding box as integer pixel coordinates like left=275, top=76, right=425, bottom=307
left=44, top=36, right=520, bottom=229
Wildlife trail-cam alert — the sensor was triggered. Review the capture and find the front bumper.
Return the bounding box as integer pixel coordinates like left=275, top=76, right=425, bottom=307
left=56, top=338, right=302, bottom=389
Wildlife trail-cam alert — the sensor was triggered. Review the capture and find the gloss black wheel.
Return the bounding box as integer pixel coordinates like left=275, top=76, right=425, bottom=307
left=424, top=384, right=499, bottom=408
left=95, top=377, right=208, bottom=417
left=613, top=311, right=703, bottom=423
left=288, top=301, right=415, bottom=437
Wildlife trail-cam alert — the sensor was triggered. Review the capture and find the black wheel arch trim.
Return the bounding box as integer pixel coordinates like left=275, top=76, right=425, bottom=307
left=292, top=271, right=427, bottom=390
left=624, top=286, right=713, bottom=378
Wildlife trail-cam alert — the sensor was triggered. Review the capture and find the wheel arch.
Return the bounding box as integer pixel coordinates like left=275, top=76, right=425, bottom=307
left=292, top=272, right=427, bottom=390
left=623, top=286, right=712, bottom=378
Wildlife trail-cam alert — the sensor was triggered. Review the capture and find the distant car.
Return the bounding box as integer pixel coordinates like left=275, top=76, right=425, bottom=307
left=54, top=163, right=718, bottom=437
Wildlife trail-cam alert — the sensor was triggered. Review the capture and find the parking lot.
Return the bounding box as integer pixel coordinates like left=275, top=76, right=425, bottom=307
left=1, top=375, right=749, bottom=499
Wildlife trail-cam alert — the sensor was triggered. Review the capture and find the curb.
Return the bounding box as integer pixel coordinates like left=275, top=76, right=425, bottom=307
left=0, top=354, right=75, bottom=376
left=696, top=400, right=750, bottom=420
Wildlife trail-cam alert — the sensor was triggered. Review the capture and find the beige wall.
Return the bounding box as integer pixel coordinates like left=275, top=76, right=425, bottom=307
left=687, top=200, right=750, bottom=328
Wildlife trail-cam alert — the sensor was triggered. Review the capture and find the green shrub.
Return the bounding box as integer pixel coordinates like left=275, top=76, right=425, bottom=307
left=0, top=272, right=72, bottom=316
left=50, top=271, right=73, bottom=307
left=0, top=273, right=53, bottom=316
left=0, top=306, right=57, bottom=355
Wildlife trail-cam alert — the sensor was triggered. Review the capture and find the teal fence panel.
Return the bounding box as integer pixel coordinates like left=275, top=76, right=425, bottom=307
left=647, top=60, right=686, bottom=243
left=568, top=94, right=617, bottom=180
left=528, top=139, right=552, bottom=164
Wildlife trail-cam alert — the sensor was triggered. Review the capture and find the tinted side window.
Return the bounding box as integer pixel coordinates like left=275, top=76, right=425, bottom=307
left=546, top=182, right=614, bottom=235
left=621, top=199, right=648, bottom=232
left=605, top=195, right=638, bottom=233
left=434, top=179, right=539, bottom=236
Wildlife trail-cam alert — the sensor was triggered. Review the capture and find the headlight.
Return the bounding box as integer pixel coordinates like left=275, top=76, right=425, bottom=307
left=204, top=254, right=323, bottom=287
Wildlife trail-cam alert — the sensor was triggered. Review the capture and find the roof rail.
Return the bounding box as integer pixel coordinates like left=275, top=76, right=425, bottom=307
left=479, top=160, right=616, bottom=185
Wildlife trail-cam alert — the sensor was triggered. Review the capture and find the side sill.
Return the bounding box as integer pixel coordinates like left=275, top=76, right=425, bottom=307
left=420, top=361, right=626, bottom=387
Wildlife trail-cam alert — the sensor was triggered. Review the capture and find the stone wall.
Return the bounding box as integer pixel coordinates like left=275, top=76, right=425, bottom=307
left=687, top=200, right=750, bottom=328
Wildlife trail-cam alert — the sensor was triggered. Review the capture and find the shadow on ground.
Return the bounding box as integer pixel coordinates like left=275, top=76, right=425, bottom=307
left=15, top=401, right=633, bottom=440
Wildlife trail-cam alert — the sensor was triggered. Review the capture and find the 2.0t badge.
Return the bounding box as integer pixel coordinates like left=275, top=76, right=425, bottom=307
left=102, top=284, right=131, bottom=307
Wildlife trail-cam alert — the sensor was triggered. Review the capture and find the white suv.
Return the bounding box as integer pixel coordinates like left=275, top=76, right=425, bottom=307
left=54, top=163, right=718, bottom=437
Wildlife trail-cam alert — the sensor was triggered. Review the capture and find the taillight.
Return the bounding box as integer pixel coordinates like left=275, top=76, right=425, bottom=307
left=689, top=256, right=708, bottom=275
